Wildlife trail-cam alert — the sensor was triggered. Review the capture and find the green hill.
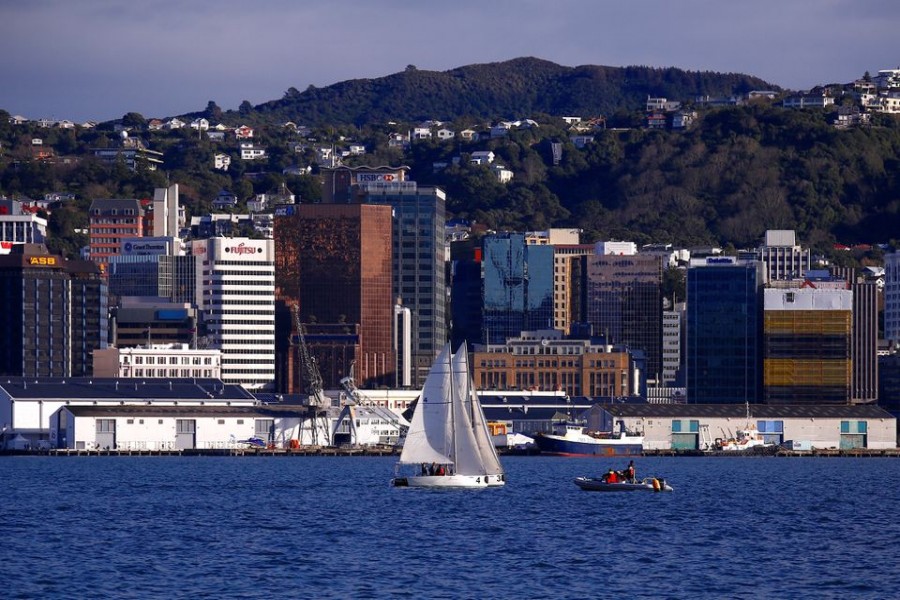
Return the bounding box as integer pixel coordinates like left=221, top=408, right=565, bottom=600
left=221, top=57, right=778, bottom=126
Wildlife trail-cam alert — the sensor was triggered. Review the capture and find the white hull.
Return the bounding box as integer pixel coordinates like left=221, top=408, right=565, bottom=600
left=397, top=474, right=489, bottom=488
left=484, top=474, right=506, bottom=487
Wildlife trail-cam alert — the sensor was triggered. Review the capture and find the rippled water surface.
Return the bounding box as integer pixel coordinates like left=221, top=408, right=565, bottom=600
left=2, top=455, right=898, bottom=599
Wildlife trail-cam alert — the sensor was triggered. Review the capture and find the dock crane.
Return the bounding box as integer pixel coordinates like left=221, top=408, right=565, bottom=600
left=337, top=363, right=409, bottom=447
left=291, top=304, right=331, bottom=446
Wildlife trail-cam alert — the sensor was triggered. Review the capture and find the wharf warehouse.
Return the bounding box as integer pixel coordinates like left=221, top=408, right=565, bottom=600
left=0, top=378, right=401, bottom=450
left=586, top=404, right=896, bottom=451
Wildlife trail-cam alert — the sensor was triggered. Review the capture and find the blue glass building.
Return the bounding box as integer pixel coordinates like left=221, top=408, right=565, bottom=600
left=686, top=257, right=764, bottom=404
left=481, top=233, right=555, bottom=345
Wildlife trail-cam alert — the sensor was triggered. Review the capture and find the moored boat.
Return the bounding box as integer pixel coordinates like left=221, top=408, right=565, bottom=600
left=574, top=476, right=673, bottom=492
left=533, top=422, right=643, bottom=456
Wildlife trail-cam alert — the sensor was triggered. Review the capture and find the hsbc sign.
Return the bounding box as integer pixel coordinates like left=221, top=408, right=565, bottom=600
left=356, top=172, right=398, bottom=183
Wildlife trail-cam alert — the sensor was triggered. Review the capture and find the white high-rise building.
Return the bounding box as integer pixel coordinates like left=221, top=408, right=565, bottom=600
left=192, top=237, right=275, bottom=390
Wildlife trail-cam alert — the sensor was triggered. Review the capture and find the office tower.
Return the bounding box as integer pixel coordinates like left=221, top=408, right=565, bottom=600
left=106, top=253, right=196, bottom=305
left=550, top=244, right=593, bottom=334
left=831, top=266, right=878, bottom=404
left=686, top=257, right=764, bottom=404
left=449, top=237, right=484, bottom=349
left=763, top=287, right=852, bottom=405
left=0, top=199, right=48, bottom=249
left=273, top=203, right=393, bottom=391
left=0, top=244, right=106, bottom=377
left=481, top=232, right=555, bottom=345
left=884, top=252, right=900, bottom=348
left=88, top=198, right=144, bottom=268
left=580, top=250, right=662, bottom=383
left=109, top=297, right=198, bottom=348
left=151, top=184, right=181, bottom=237
left=662, top=304, right=684, bottom=385
left=361, top=183, right=447, bottom=387
left=320, top=165, right=410, bottom=204
left=757, top=229, right=810, bottom=281
left=192, top=237, right=274, bottom=390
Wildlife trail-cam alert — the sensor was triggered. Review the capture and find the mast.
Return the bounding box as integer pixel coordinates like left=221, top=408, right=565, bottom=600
left=449, top=346, right=457, bottom=468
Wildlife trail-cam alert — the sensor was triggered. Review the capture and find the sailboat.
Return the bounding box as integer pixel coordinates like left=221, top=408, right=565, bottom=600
left=392, top=343, right=504, bottom=488
left=453, top=344, right=505, bottom=486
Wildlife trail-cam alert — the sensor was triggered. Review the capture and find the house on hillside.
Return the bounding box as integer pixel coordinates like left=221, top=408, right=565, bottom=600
left=470, top=150, right=495, bottom=165
left=213, top=153, right=231, bottom=171
left=672, top=111, right=697, bottom=129
left=412, top=126, right=432, bottom=140
left=782, top=93, right=835, bottom=109
left=234, top=125, right=254, bottom=139
left=570, top=135, right=595, bottom=148
left=190, top=118, right=209, bottom=131
left=437, top=128, right=455, bottom=141
left=212, top=190, right=238, bottom=210
left=492, top=164, right=513, bottom=184
left=388, top=133, right=409, bottom=149
left=239, top=141, right=266, bottom=160
left=490, top=123, right=511, bottom=138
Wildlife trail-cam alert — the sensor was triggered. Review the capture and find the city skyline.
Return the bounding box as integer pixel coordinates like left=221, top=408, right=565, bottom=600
left=2, top=0, right=898, bottom=123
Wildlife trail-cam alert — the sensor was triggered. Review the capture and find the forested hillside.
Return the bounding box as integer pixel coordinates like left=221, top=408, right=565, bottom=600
left=1, top=58, right=897, bottom=265
left=216, top=58, right=776, bottom=126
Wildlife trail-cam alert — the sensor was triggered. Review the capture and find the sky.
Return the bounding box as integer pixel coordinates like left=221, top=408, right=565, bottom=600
left=1, top=0, right=898, bottom=123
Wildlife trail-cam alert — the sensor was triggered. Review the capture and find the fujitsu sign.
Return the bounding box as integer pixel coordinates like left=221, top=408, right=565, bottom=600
left=226, top=243, right=261, bottom=256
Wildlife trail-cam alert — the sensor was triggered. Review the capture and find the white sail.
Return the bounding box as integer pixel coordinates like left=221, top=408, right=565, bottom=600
left=449, top=345, right=485, bottom=476
left=398, top=344, right=454, bottom=465
left=453, top=345, right=504, bottom=477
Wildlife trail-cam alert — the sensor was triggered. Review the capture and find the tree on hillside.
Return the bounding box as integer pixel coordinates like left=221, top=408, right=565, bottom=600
left=121, top=112, right=146, bottom=130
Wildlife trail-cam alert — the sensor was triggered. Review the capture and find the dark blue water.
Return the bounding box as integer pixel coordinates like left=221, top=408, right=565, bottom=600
left=1, top=456, right=898, bottom=599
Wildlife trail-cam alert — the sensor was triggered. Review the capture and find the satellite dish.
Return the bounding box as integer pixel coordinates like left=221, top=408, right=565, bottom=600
left=541, top=339, right=549, bottom=347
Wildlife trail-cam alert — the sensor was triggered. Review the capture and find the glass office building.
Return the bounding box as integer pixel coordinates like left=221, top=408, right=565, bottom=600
left=482, top=233, right=555, bottom=345
left=106, top=254, right=196, bottom=305
left=280, top=204, right=394, bottom=390
left=686, top=257, right=764, bottom=404
left=362, top=184, right=447, bottom=387
left=583, top=253, right=662, bottom=382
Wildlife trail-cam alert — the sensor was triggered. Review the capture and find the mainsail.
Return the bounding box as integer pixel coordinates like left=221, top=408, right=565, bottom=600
left=397, top=343, right=487, bottom=477
left=453, top=344, right=504, bottom=477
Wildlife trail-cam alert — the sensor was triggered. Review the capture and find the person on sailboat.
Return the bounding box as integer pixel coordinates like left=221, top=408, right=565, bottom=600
left=436, top=464, right=446, bottom=476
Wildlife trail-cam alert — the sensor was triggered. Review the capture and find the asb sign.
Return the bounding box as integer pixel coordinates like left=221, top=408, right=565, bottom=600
left=28, top=256, right=58, bottom=266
